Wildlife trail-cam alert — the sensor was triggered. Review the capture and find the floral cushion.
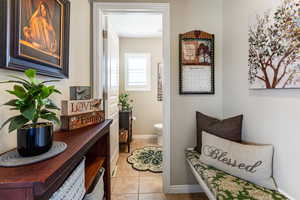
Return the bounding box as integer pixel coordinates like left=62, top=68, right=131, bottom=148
left=185, top=149, right=288, bottom=200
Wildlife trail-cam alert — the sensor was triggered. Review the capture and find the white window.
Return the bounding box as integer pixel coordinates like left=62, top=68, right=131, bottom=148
left=125, top=53, right=151, bottom=91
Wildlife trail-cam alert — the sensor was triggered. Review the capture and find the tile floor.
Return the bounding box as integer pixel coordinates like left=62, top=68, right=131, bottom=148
left=111, top=139, right=208, bottom=200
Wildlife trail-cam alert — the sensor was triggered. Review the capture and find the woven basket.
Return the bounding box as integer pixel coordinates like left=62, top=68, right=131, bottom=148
left=119, top=130, right=128, bottom=143
left=50, top=157, right=86, bottom=200
left=84, top=168, right=105, bottom=200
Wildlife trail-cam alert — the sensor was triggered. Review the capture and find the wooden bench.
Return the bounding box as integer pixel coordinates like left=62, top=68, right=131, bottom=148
left=185, top=149, right=289, bottom=200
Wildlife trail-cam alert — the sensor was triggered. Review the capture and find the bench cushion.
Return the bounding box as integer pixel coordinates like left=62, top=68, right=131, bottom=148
left=186, top=149, right=288, bottom=200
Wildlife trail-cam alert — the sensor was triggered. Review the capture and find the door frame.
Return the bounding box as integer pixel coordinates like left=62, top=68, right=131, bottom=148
left=92, top=2, right=171, bottom=193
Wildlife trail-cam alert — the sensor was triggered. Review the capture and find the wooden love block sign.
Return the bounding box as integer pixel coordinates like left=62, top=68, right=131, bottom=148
left=61, top=99, right=102, bottom=116
left=60, top=111, right=105, bottom=131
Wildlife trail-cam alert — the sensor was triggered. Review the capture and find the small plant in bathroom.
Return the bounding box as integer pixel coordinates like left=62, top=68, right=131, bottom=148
left=119, top=93, right=133, bottom=111
left=0, top=69, right=61, bottom=157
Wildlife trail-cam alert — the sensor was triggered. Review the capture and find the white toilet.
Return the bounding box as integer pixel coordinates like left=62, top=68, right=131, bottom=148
left=154, top=123, right=163, bottom=146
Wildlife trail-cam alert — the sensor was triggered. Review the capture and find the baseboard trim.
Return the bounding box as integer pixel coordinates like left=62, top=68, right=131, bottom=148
left=132, top=134, right=157, bottom=140
left=110, top=150, right=119, bottom=175
left=111, top=166, right=118, bottom=177
left=167, top=184, right=203, bottom=194
left=278, top=188, right=295, bottom=200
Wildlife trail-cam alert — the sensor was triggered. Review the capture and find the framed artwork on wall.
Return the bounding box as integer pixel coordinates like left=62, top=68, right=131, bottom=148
left=248, top=0, right=300, bottom=89
left=179, top=30, right=215, bottom=94
left=0, top=0, right=70, bottom=78
left=157, top=63, right=163, bottom=101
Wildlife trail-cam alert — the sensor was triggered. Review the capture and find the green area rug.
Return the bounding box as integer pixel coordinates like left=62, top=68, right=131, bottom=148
left=127, top=146, right=162, bottom=173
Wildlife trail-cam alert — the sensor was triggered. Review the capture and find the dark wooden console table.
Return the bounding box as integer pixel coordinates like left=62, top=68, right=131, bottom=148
left=0, top=120, right=112, bottom=200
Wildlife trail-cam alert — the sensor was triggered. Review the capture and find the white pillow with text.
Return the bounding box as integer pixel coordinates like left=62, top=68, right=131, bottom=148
left=200, top=131, right=277, bottom=190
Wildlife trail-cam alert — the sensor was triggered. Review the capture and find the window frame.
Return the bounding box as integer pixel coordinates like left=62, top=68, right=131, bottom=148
left=124, top=53, right=151, bottom=91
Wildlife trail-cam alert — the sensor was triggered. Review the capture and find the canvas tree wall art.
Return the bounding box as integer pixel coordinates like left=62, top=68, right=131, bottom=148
left=248, top=0, right=300, bottom=89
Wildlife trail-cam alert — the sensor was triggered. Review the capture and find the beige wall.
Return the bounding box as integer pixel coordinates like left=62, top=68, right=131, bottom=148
left=119, top=38, right=163, bottom=135
left=169, top=0, right=223, bottom=185
left=96, top=0, right=224, bottom=185
left=0, top=0, right=91, bottom=153
left=223, top=0, right=297, bottom=198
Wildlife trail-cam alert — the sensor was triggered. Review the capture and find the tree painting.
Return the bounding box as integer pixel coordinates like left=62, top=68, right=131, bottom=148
left=249, top=0, right=300, bottom=89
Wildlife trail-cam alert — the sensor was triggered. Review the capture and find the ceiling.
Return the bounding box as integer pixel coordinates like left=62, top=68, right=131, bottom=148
left=108, top=14, right=162, bottom=38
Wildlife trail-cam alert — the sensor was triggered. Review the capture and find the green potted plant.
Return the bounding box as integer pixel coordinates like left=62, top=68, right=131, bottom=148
left=0, top=69, right=61, bottom=157
left=119, top=93, right=133, bottom=111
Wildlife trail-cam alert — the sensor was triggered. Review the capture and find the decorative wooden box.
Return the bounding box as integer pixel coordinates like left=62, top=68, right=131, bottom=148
left=61, top=111, right=105, bottom=131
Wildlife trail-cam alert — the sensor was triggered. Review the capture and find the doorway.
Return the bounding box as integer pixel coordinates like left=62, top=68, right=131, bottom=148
left=92, top=2, right=171, bottom=195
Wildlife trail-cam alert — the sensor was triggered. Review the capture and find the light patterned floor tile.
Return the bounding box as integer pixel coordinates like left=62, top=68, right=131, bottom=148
left=112, top=139, right=208, bottom=200
left=139, top=193, right=166, bottom=200
left=139, top=176, right=163, bottom=194
left=139, top=171, right=162, bottom=177
left=112, top=193, right=139, bottom=200
left=112, top=177, right=139, bottom=194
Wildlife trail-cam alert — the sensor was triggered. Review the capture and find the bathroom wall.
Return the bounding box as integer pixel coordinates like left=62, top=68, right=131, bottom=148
left=0, top=0, right=91, bottom=154
left=119, top=37, right=163, bottom=136
left=223, top=0, right=298, bottom=198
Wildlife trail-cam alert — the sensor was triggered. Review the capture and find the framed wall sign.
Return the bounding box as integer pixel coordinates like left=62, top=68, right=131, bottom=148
left=179, top=30, right=215, bottom=94
left=157, top=63, right=163, bottom=101
left=0, top=0, right=70, bottom=78
left=70, top=86, right=92, bottom=100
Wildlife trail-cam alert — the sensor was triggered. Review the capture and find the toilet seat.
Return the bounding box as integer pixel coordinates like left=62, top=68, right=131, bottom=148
left=154, top=123, right=163, bottom=146
left=154, top=123, right=163, bottom=132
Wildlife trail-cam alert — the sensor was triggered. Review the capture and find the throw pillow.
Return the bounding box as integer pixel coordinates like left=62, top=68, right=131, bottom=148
left=195, top=112, right=243, bottom=153
left=200, top=131, right=277, bottom=190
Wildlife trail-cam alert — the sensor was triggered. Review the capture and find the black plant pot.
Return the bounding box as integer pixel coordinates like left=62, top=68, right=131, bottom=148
left=17, top=123, right=53, bottom=157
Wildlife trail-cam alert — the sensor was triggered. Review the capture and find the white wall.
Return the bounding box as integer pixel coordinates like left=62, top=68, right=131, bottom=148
left=119, top=38, right=163, bottom=136
left=223, top=0, right=298, bottom=199
left=0, top=0, right=91, bottom=154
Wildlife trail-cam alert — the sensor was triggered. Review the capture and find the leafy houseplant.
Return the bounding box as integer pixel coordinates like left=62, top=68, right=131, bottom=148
left=119, top=93, right=133, bottom=111
left=0, top=69, right=61, bottom=157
